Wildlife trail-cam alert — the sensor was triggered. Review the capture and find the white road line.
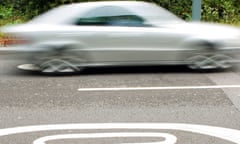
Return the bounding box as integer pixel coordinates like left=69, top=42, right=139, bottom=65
left=78, top=85, right=240, bottom=91
left=33, top=132, right=177, bottom=144
left=0, top=123, right=240, bottom=143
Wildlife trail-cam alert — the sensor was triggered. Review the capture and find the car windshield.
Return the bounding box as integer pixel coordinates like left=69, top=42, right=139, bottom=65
left=125, top=2, right=184, bottom=24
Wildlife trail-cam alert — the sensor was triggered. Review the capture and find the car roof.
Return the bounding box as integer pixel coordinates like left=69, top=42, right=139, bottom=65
left=53, top=1, right=156, bottom=9
left=30, top=1, right=182, bottom=25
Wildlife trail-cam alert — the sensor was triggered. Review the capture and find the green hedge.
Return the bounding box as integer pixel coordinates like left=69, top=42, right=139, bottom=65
left=0, top=0, right=240, bottom=26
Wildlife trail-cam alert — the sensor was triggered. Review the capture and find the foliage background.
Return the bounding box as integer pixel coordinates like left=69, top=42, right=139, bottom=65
left=0, top=0, right=240, bottom=26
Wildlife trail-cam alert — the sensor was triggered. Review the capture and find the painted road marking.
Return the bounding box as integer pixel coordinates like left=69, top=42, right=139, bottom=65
left=78, top=85, right=240, bottom=91
left=33, top=132, right=177, bottom=144
left=0, top=123, right=240, bottom=143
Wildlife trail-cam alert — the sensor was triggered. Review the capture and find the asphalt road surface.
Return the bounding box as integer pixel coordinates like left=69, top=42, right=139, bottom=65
left=1, top=59, right=240, bottom=144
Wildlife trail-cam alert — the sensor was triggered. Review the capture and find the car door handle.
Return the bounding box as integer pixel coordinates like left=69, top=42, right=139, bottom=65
left=108, top=33, right=142, bottom=37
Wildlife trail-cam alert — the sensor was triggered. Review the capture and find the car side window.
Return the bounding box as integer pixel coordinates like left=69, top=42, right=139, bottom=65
left=74, top=6, right=149, bottom=27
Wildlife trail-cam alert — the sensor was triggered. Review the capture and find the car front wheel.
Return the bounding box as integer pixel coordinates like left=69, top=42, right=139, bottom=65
left=187, top=54, right=233, bottom=70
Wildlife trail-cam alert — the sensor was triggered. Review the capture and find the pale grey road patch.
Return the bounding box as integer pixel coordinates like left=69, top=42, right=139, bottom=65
left=206, top=72, right=240, bottom=111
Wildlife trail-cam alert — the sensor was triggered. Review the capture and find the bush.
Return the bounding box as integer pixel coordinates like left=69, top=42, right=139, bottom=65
left=146, top=0, right=192, bottom=20
left=202, top=0, right=240, bottom=24
left=0, top=5, right=26, bottom=26
left=0, top=0, right=239, bottom=26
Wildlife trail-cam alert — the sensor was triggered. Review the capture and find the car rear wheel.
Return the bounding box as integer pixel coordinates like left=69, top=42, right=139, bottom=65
left=35, top=45, right=87, bottom=74
left=39, top=58, right=78, bottom=73
left=39, top=57, right=85, bottom=74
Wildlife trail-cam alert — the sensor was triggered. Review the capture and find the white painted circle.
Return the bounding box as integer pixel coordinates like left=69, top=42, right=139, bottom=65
left=33, top=132, right=177, bottom=144
left=0, top=123, right=240, bottom=143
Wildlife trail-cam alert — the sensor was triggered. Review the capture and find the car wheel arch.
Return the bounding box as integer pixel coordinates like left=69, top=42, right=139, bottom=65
left=181, top=37, right=221, bottom=51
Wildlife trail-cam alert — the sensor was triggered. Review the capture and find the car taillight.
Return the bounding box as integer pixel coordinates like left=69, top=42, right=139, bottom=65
left=0, top=34, right=29, bottom=47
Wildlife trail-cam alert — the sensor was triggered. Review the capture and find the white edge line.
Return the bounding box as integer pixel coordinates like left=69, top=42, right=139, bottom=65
left=78, top=85, right=240, bottom=91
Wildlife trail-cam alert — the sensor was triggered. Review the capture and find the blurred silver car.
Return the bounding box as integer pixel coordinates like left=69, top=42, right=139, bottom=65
left=1, top=1, right=240, bottom=73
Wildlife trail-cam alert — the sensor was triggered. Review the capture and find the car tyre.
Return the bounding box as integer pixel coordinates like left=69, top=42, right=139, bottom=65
left=39, top=57, right=84, bottom=74
left=187, top=54, right=233, bottom=70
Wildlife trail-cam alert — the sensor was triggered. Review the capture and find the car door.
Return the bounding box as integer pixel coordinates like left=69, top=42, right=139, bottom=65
left=71, top=5, right=184, bottom=63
